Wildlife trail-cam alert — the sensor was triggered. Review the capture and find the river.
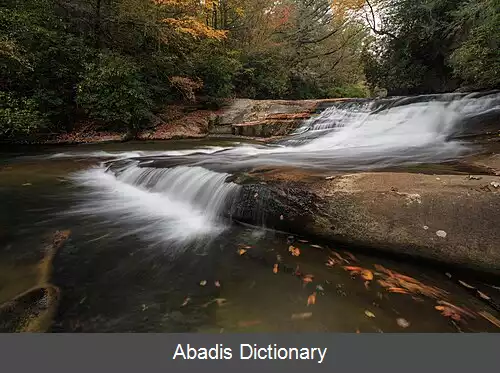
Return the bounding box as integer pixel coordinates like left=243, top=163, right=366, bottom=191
left=1, top=92, right=500, bottom=332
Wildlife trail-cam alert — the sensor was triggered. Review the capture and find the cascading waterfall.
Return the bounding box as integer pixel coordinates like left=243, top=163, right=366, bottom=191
left=70, top=164, right=240, bottom=247
left=69, top=91, right=500, bottom=247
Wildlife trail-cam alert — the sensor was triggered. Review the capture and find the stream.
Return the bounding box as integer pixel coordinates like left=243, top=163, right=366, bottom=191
left=1, top=92, right=500, bottom=332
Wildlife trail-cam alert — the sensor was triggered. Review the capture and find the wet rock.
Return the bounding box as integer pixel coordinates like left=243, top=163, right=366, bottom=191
left=230, top=171, right=500, bottom=274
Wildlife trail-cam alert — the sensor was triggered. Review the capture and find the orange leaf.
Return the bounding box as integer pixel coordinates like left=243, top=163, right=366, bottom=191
left=237, top=249, right=247, bottom=256
left=307, top=292, right=317, bottom=306
left=361, top=270, right=374, bottom=281
left=388, top=287, right=410, bottom=294
left=273, top=264, right=279, bottom=274
left=343, top=266, right=363, bottom=272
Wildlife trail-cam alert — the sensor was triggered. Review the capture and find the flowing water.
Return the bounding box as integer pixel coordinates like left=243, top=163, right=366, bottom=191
left=1, top=92, right=500, bottom=332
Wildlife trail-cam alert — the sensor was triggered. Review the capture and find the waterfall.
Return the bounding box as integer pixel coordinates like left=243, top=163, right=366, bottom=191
left=68, top=91, right=500, bottom=246
left=69, top=164, right=240, bottom=247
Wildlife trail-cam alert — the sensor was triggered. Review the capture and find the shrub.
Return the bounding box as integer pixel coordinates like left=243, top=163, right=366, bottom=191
left=76, top=53, right=153, bottom=136
left=0, top=91, right=47, bottom=138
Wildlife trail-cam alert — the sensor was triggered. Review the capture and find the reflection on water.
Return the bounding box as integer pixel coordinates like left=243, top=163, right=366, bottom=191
left=0, top=146, right=499, bottom=333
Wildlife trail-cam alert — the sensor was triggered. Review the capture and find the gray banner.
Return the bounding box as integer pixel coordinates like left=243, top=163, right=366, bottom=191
left=1, top=334, right=498, bottom=372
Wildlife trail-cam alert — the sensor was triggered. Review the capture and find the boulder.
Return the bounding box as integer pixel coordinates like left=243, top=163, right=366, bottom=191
left=230, top=169, right=500, bottom=274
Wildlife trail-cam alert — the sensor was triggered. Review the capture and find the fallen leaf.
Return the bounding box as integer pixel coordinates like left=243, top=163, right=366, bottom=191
left=435, top=305, right=445, bottom=311
left=458, top=280, right=475, bottom=289
left=477, top=290, right=491, bottom=300
left=22, top=183, right=32, bottom=186
left=291, top=312, right=313, bottom=320
left=316, top=284, right=324, bottom=292
left=239, top=244, right=252, bottom=249
left=238, top=320, right=261, bottom=328
left=325, top=257, right=337, bottom=267
left=215, top=280, right=221, bottom=288
left=215, top=298, right=227, bottom=306
left=478, top=311, right=500, bottom=329
left=199, top=280, right=207, bottom=286
left=237, top=249, right=247, bottom=256
left=396, top=318, right=410, bottom=328
left=344, top=252, right=358, bottom=262
left=437, top=301, right=476, bottom=318
left=364, top=310, right=375, bottom=318
left=388, top=287, right=410, bottom=294
left=279, top=215, right=284, bottom=220
left=332, top=252, right=347, bottom=262
left=273, top=264, right=279, bottom=274
left=307, top=292, right=317, bottom=306
left=302, top=274, right=314, bottom=284
left=290, top=247, right=300, bottom=256
left=343, top=266, right=363, bottom=272
left=356, top=329, right=360, bottom=334
left=299, top=239, right=309, bottom=243
left=181, top=297, right=191, bottom=306
left=310, top=244, right=322, bottom=249
left=361, top=270, right=374, bottom=281
left=364, top=281, right=370, bottom=290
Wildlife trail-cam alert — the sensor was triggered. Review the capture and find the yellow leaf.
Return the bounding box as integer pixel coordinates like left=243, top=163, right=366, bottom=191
left=361, top=270, right=374, bottom=281
left=364, top=310, right=375, bottom=318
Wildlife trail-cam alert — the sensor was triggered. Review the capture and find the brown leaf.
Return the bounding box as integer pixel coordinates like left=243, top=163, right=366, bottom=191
left=291, top=312, right=313, bottom=320
left=388, top=287, right=410, bottom=294
left=302, top=274, right=314, bottom=284
left=273, top=264, right=279, bottom=274
left=215, top=298, right=227, bottom=306
left=437, top=301, right=476, bottom=318
left=290, top=247, right=301, bottom=256
left=344, top=251, right=359, bottom=262
left=307, top=292, right=317, bottom=306
left=478, top=311, right=500, bottom=329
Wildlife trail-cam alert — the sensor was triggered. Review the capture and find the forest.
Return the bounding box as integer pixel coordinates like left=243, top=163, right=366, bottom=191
left=1, top=0, right=499, bottom=140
